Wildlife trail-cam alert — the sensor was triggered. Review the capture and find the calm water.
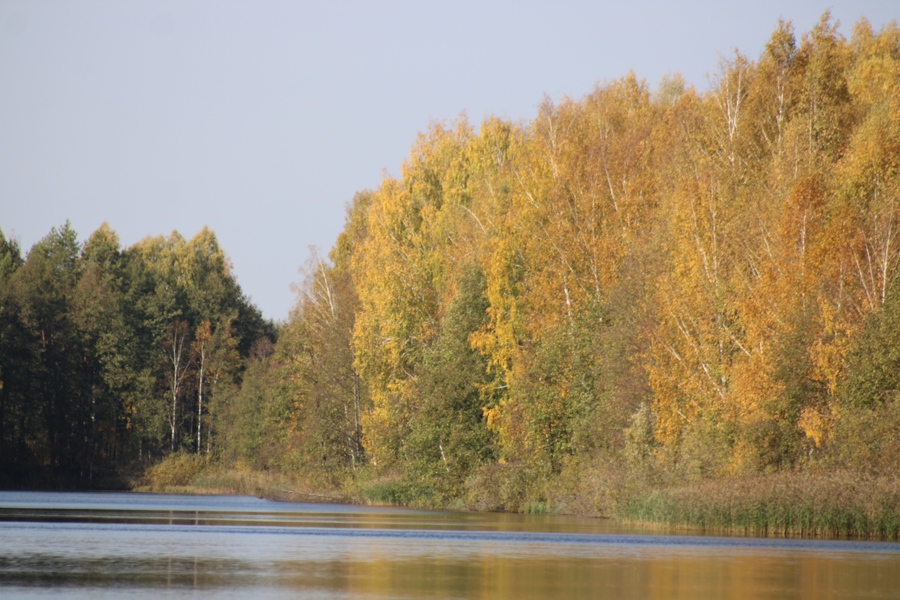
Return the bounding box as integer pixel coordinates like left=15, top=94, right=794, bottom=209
left=1, top=491, right=899, bottom=599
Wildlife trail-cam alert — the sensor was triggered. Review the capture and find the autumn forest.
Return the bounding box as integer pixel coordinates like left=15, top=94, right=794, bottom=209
left=3, top=16, right=900, bottom=530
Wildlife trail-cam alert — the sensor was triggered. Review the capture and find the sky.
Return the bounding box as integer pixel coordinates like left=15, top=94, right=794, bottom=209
left=1, top=1, right=897, bottom=321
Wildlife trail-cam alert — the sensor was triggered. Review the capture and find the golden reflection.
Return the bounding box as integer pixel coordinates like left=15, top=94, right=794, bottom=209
left=290, top=542, right=900, bottom=600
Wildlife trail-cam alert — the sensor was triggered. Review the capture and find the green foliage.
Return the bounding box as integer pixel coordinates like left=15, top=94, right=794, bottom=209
left=522, top=501, right=553, bottom=514
left=0, top=222, right=271, bottom=486
left=842, top=279, right=900, bottom=410
left=830, top=396, right=900, bottom=474
left=362, top=479, right=434, bottom=507
left=463, top=463, right=544, bottom=513
left=399, top=263, right=496, bottom=504
left=212, top=352, right=275, bottom=469
left=274, top=254, right=365, bottom=486
left=833, top=276, right=900, bottom=474
left=623, top=403, right=661, bottom=480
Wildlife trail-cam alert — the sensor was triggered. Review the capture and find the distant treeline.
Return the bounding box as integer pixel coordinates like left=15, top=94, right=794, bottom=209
left=0, top=223, right=273, bottom=485
left=7, top=15, right=900, bottom=515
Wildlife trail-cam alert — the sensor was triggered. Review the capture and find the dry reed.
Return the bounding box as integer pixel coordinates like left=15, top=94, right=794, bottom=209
left=617, top=471, right=900, bottom=539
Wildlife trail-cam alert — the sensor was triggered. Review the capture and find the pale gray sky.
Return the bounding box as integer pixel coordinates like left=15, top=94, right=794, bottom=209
left=1, top=1, right=897, bottom=320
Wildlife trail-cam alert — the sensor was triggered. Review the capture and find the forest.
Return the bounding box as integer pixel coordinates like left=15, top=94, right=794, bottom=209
left=0, top=224, right=274, bottom=486
left=4, top=15, right=900, bottom=531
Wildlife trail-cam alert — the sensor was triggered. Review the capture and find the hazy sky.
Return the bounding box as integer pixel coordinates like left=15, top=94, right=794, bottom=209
left=2, top=1, right=897, bottom=320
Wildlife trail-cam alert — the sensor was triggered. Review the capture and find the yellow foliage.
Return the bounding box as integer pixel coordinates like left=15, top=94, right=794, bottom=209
left=798, top=406, right=834, bottom=447
left=341, top=15, right=900, bottom=479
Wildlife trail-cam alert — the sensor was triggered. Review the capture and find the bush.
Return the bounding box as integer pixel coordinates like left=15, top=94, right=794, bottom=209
left=463, top=463, right=544, bottom=513
left=143, top=453, right=207, bottom=490
left=830, top=397, right=900, bottom=475
left=542, top=455, right=631, bottom=517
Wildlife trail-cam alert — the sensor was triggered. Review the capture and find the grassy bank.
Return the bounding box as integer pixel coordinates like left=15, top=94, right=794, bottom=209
left=135, top=453, right=349, bottom=503
left=616, top=471, right=900, bottom=540
left=137, top=455, right=900, bottom=540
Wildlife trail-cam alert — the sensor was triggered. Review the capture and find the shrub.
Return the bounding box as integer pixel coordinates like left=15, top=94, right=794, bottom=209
left=830, top=397, right=900, bottom=475
left=143, top=453, right=207, bottom=490
left=463, top=462, right=545, bottom=513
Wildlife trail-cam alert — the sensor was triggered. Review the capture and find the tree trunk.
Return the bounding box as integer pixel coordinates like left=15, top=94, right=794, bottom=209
left=197, top=347, right=205, bottom=454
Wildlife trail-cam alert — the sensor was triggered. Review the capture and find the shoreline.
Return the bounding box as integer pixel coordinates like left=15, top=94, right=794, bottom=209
left=8, top=462, right=900, bottom=542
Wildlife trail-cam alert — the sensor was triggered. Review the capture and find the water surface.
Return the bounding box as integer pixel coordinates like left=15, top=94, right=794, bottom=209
left=1, top=490, right=898, bottom=599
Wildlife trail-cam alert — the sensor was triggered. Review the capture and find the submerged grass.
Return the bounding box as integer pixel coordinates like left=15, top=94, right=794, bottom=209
left=617, top=471, right=900, bottom=540
left=523, top=501, right=555, bottom=515
left=361, top=480, right=434, bottom=507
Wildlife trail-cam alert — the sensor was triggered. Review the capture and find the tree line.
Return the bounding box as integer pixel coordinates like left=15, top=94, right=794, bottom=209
left=0, top=223, right=273, bottom=485
left=6, top=15, right=900, bottom=510
left=253, top=14, right=900, bottom=508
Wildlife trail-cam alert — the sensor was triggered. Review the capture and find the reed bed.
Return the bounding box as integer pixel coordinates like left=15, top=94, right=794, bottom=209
left=617, top=471, right=900, bottom=539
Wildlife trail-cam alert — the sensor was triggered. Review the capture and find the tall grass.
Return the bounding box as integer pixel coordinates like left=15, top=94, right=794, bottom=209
left=617, top=471, right=900, bottom=540
left=361, top=479, right=434, bottom=507
left=136, top=452, right=349, bottom=503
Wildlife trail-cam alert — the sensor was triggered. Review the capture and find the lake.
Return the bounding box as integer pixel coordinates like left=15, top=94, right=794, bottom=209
left=1, top=491, right=898, bottom=599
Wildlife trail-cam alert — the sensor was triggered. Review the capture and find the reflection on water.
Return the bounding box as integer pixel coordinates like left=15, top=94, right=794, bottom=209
left=1, top=491, right=899, bottom=599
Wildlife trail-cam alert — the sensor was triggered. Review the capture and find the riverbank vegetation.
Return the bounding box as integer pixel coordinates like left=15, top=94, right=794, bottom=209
left=5, top=14, right=900, bottom=538
left=620, top=471, right=900, bottom=539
